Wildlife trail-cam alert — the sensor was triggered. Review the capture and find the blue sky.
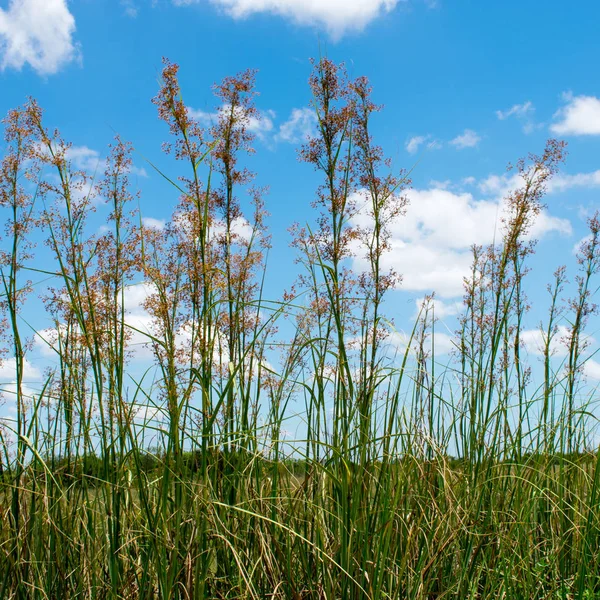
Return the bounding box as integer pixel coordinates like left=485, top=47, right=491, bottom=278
left=1, top=0, right=600, bottom=404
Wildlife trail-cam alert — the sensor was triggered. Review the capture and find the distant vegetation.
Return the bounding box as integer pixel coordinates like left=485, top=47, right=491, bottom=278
left=0, top=57, right=599, bottom=599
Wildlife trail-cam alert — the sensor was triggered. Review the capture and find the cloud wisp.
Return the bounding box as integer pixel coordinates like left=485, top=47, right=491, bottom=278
left=405, top=130, right=482, bottom=154
left=405, top=134, right=442, bottom=155
left=496, top=101, right=541, bottom=134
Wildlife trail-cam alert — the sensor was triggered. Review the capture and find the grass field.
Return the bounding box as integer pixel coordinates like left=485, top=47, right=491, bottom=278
left=1, top=57, right=600, bottom=599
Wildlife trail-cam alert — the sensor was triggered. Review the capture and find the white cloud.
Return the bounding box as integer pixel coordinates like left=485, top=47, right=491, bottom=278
left=209, top=216, right=254, bottom=243
left=478, top=172, right=522, bottom=198
left=406, top=135, right=427, bottom=154
left=276, top=107, right=317, bottom=143
left=428, top=331, right=456, bottom=355
left=429, top=176, right=476, bottom=191
left=34, top=285, right=159, bottom=363
left=0, top=0, right=78, bottom=75
left=35, top=327, right=64, bottom=358
left=0, top=357, right=43, bottom=405
left=495, top=101, right=540, bottom=134
left=67, top=146, right=103, bottom=173
left=248, top=109, right=276, bottom=139
left=189, top=105, right=276, bottom=141
left=171, top=208, right=254, bottom=244
left=175, top=0, right=401, bottom=37
left=142, top=217, right=166, bottom=231
left=551, top=93, right=600, bottom=136
left=573, top=234, right=593, bottom=256
left=584, top=359, right=600, bottom=381
left=120, top=282, right=238, bottom=365
left=351, top=184, right=571, bottom=298
left=450, top=129, right=481, bottom=149
left=191, top=105, right=318, bottom=146
left=496, top=101, right=534, bottom=121
left=121, top=0, right=139, bottom=17
left=415, top=296, right=461, bottom=320
left=387, top=329, right=456, bottom=357
left=428, top=179, right=451, bottom=189
left=479, top=168, right=600, bottom=198
left=120, top=283, right=159, bottom=361
left=549, top=170, right=600, bottom=193
left=130, top=402, right=166, bottom=424
left=405, top=135, right=442, bottom=155
left=130, top=165, right=148, bottom=177
left=187, top=107, right=214, bottom=122
left=66, top=145, right=147, bottom=178
left=521, top=326, right=574, bottom=358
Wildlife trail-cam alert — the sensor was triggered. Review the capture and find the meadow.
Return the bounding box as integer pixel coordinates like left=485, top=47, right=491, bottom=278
left=0, top=57, right=600, bottom=599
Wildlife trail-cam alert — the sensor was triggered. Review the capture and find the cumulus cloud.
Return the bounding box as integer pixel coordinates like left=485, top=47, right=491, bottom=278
left=120, top=281, right=247, bottom=364
left=276, top=107, right=317, bottom=143
left=209, top=215, right=254, bottom=243
left=175, top=0, right=401, bottom=37
left=66, top=145, right=147, bottom=178
left=450, top=129, right=481, bottom=149
left=415, top=296, right=462, bottom=320
left=549, top=170, right=600, bottom=193
left=142, top=217, right=166, bottom=231
left=187, top=107, right=214, bottom=123
left=189, top=104, right=320, bottom=146
left=573, top=234, right=593, bottom=256
left=190, top=105, right=320, bottom=146
left=188, top=105, right=318, bottom=146
left=387, top=329, right=456, bottom=357
left=189, top=105, right=276, bottom=141
left=508, top=330, right=600, bottom=381
left=478, top=172, right=523, bottom=198
left=0, top=0, right=79, bottom=75
left=0, top=358, right=43, bottom=407
left=406, top=135, right=427, bottom=154
left=66, top=146, right=103, bottom=173
left=520, top=326, right=574, bottom=358
left=35, top=327, right=64, bottom=358
left=351, top=183, right=571, bottom=298
left=584, top=359, right=600, bottom=381
left=551, top=93, right=600, bottom=136
left=479, top=168, right=600, bottom=198
left=120, top=283, right=159, bottom=361
left=34, top=285, right=158, bottom=363
left=130, top=402, right=167, bottom=424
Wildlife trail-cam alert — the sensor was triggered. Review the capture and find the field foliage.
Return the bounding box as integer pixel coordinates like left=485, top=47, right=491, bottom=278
left=1, top=58, right=600, bottom=599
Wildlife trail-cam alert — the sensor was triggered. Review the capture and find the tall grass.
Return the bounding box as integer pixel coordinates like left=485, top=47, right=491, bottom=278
left=0, top=57, right=600, bottom=599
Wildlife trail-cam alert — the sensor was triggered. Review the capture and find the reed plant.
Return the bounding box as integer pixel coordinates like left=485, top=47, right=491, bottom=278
left=0, top=57, right=599, bottom=599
